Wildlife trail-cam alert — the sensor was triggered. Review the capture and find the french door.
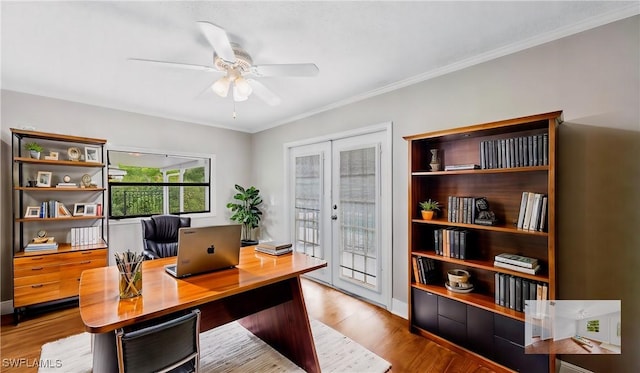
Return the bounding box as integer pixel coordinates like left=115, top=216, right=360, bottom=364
left=287, top=126, right=391, bottom=308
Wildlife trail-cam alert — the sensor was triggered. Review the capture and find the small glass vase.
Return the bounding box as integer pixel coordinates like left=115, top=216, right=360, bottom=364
left=119, top=262, right=143, bottom=299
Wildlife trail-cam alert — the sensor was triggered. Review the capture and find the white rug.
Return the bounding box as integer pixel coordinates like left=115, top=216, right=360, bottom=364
left=39, top=319, right=391, bottom=372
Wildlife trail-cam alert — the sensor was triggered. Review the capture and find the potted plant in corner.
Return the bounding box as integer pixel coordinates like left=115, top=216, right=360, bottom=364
left=226, top=184, right=263, bottom=247
left=24, top=142, right=44, bottom=159
left=419, top=199, right=440, bottom=220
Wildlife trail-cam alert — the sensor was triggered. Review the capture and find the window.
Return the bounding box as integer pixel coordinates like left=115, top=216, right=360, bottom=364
left=108, top=150, right=213, bottom=219
left=586, top=320, right=600, bottom=332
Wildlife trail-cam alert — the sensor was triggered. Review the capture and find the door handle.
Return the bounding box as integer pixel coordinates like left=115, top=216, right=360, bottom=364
left=331, top=214, right=338, bottom=220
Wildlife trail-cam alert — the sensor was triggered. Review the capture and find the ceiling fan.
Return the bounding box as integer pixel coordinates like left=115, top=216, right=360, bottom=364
left=129, top=21, right=319, bottom=106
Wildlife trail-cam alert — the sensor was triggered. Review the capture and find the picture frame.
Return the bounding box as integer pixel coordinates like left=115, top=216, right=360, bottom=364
left=44, top=151, right=59, bottom=160
left=36, top=171, right=52, bottom=187
left=85, top=146, right=100, bottom=163
left=73, top=203, right=86, bottom=216
left=24, top=206, right=41, bottom=218
left=84, top=203, right=97, bottom=216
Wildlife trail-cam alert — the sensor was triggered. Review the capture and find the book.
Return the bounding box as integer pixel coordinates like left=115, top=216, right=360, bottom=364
left=538, top=196, right=548, bottom=232
left=522, top=192, right=536, bottom=230
left=444, top=164, right=480, bottom=171
left=515, top=277, right=522, bottom=312
left=528, top=193, right=543, bottom=231
left=495, top=273, right=500, bottom=305
left=56, top=183, right=78, bottom=188
left=256, top=241, right=292, bottom=251
left=255, top=246, right=292, bottom=256
left=516, top=192, right=529, bottom=229
left=495, top=253, right=538, bottom=268
left=494, top=260, right=541, bottom=275
left=412, top=257, right=421, bottom=284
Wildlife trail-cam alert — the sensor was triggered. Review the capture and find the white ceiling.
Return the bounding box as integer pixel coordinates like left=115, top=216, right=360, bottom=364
left=2, top=2, right=638, bottom=133
left=552, top=300, right=620, bottom=320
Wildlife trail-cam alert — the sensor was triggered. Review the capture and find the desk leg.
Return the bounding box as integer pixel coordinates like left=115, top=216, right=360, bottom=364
left=92, top=332, right=117, bottom=373
left=239, top=276, right=321, bottom=373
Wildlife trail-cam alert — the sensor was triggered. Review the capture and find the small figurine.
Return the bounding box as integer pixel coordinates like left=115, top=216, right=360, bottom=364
left=474, top=197, right=497, bottom=226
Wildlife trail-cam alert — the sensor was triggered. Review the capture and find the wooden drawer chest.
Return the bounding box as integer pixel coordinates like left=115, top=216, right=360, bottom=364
left=13, top=248, right=107, bottom=308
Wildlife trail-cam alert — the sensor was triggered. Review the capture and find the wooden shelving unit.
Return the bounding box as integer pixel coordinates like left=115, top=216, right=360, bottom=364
left=405, top=111, right=561, bottom=373
left=11, top=128, right=109, bottom=322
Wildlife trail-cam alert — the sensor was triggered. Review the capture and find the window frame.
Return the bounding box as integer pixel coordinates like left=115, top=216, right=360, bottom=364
left=107, top=145, right=216, bottom=220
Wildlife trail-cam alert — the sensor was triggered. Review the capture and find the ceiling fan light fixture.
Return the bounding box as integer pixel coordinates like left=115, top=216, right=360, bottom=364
left=234, top=76, right=253, bottom=97
left=212, top=76, right=231, bottom=97
left=232, top=85, right=249, bottom=102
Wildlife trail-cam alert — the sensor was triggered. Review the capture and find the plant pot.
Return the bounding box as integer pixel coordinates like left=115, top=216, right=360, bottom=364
left=421, top=210, right=435, bottom=220
left=29, top=150, right=41, bottom=159
left=240, top=239, right=259, bottom=247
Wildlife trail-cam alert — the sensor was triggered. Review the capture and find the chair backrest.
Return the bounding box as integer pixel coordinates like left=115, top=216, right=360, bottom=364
left=141, top=215, right=191, bottom=259
left=116, top=309, right=200, bottom=373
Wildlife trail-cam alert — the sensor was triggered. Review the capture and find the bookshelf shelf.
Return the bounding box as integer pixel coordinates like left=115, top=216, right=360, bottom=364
left=11, top=128, right=109, bottom=323
left=405, top=111, right=561, bottom=373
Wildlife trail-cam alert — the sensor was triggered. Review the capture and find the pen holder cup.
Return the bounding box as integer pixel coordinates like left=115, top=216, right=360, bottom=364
left=119, top=262, right=143, bottom=299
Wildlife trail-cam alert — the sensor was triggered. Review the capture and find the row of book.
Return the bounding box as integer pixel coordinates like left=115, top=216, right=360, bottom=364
left=433, top=228, right=470, bottom=260
left=70, top=226, right=102, bottom=246
left=38, top=200, right=72, bottom=218
left=516, top=192, right=548, bottom=231
left=480, top=133, right=548, bottom=169
left=494, top=253, right=541, bottom=275
left=255, top=241, right=292, bottom=256
left=411, top=256, right=439, bottom=285
left=447, top=196, right=478, bottom=224
left=495, top=273, right=548, bottom=312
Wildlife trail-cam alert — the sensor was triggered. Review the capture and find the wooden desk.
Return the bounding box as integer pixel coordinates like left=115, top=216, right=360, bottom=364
left=79, top=247, right=326, bottom=373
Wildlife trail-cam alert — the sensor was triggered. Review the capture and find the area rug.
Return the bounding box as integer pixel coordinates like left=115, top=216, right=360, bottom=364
left=39, top=319, right=391, bottom=372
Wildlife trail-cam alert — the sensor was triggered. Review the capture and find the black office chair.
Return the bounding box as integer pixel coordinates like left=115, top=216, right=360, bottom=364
left=115, top=309, right=201, bottom=373
left=141, top=215, right=191, bottom=260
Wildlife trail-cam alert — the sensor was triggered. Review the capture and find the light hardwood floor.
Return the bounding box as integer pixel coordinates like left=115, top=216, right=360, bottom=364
left=1, top=278, right=498, bottom=372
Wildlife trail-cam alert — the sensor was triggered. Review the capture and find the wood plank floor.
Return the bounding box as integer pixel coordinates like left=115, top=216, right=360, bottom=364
left=1, top=278, right=498, bottom=372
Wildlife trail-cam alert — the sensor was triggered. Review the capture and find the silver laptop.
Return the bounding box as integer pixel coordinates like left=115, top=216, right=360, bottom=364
left=165, top=225, right=241, bottom=278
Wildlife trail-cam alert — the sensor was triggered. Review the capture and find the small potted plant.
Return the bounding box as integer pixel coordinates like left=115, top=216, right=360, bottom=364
left=419, top=199, right=440, bottom=220
left=24, top=142, right=44, bottom=159
left=226, top=184, right=263, bottom=246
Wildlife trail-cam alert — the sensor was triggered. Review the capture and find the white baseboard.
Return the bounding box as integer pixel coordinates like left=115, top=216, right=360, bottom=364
left=1, top=299, right=14, bottom=315
left=390, top=298, right=408, bottom=319
left=557, top=359, right=594, bottom=373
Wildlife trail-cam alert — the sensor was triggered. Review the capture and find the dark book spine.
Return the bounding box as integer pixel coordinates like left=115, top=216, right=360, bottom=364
left=537, top=134, right=543, bottom=167
left=434, top=229, right=440, bottom=255
left=495, top=273, right=500, bottom=305
left=527, top=136, right=534, bottom=166
left=515, top=277, right=522, bottom=312
left=532, top=135, right=539, bottom=166
left=447, top=195, right=453, bottom=222
left=543, top=133, right=549, bottom=166
left=509, top=138, right=515, bottom=168
left=438, top=229, right=443, bottom=256
left=453, top=229, right=460, bottom=259
left=459, top=230, right=467, bottom=260
left=509, top=275, right=516, bottom=310
left=500, top=274, right=506, bottom=307
left=480, top=140, right=486, bottom=169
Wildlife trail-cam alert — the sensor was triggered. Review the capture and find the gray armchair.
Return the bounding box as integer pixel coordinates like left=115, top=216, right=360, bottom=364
left=141, top=215, right=191, bottom=260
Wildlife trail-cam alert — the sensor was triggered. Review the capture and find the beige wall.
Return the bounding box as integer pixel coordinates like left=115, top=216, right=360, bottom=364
left=251, top=16, right=639, bottom=371
left=0, top=91, right=252, bottom=304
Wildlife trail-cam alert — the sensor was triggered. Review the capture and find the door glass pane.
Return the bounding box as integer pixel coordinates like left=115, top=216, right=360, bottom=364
left=339, top=147, right=377, bottom=288
left=294, top=155, right=322, bottom=258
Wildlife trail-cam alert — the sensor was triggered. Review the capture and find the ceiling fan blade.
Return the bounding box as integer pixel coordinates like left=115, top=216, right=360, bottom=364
left=196, top=21, right=236, bottom=62
left=247, top=79, right=281, bottom=106
left=128, top=58, right=217, bottom=72
left=251, top=63, right=319, bottom=77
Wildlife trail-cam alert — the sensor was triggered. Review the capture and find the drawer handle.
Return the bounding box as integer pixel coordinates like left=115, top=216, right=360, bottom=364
left=31, top=267, right=44, bottom=271
left=31, top=257, right=44, bottom=261
left=79, top=261, right=91, bottom=265
left=32, top=284, right=44, bottom=288
left=81, top=251, right=92, bottom=255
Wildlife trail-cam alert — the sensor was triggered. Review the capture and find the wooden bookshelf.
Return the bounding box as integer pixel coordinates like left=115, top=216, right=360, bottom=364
left=405, top=111, right=561, bottom=373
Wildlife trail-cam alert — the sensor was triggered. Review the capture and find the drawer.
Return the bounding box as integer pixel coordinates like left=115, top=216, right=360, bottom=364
left=14, top=263, right=62, bottom=279
left=59, top=278, right=82, bottom=299
left=438, top=296, right=466, bottom=324
left=438, top=315, right=466, bottom=346
left=60, top=258, right=107, bottom=280
left=56, top=249, right=107, bottom=263
left=411, top=288, right=438, bottom=333
left=14, top=272, right=60, bottom=287
left=14, top=282, right=59, bottom=307
left=494, top=336, right=548, bottom=373
left=14, top=254, right=63, bottom=268
left=494, top=313, right=524, bottom=346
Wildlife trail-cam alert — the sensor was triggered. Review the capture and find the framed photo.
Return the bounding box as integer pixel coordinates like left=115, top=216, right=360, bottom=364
left=24, top=206, right=41, bottom=218
left=36, top=171, right=52, bottom=187
left=85, top=146, right=100, bottom=163
left=44, top=151, right=59, bottom=160
left=73, top=203, right=86, bottom=216
left=84, top=203, right=97, bottom=216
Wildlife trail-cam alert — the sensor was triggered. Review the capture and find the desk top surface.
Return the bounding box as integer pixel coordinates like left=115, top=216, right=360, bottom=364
left=79, top=246, right=326, bottom=333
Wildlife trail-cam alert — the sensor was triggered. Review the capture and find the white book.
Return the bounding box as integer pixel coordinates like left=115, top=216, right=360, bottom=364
left=517, top=192, right=529, bottom=229
left=522, top=192, right=536, bottom=230
left=494, top=261, right=540, bottom=275
left=528, top=193, right=543, bottom=232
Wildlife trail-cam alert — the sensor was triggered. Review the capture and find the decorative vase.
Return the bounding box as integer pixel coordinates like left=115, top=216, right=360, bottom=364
left=429, top=149, right=440, bottom=171
left=29, top=150, right=40, bottom=159
left=421, top=210, right=435, bottom=220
